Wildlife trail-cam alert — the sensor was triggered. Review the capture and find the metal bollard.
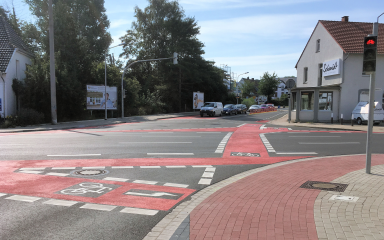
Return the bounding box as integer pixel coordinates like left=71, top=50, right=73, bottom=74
left=331, top=113, right=333, bottom=124
left=351, top=114, right=354, bottom=126
left=340, top=114, right=343, bottom=125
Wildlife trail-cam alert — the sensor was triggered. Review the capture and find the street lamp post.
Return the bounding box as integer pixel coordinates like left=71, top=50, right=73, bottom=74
left=105, top=43, right=125, bottom=120
left=236, top=72, right=249, bottom=104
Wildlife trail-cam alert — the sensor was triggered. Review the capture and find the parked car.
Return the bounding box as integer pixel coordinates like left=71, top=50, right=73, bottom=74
left=200, top=102, right=223, bottom=117
left=260, top=104, right=267, bottom=109
left=247, top=105, right=260, bottom=112
left=266, top=103, right=275, bottom=108
left=235, top=104, right=247, bottom=114
left=223, top=104, right=237, bottom=115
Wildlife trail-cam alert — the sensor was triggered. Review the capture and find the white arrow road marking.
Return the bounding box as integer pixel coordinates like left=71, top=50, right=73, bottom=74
left=125, top=192, right=177, bottom=197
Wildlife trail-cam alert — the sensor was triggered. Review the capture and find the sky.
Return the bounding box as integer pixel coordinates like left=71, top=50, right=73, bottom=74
left=1, top=0, right=384, bottom=81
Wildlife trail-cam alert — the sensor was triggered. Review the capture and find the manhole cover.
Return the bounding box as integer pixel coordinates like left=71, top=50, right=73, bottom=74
left=70, top=169, right=109, bottom=176
left=300, top=181, right=348, bottom=192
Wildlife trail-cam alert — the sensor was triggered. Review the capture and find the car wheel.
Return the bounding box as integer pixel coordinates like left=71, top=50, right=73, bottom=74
left=357, top=118, right=362, bottom=125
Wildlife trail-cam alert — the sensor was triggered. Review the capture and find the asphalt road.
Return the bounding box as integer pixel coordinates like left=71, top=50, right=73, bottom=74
left=1, top=109, right=383, bottom=240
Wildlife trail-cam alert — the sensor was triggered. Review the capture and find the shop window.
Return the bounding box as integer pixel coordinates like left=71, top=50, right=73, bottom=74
left=301, top=92, right=314, bottom=110
left=319, top=92, right=333, bottom=111
left=292, top=92, right=297, bottom=110
left=303, top=67, right=308, bottom=83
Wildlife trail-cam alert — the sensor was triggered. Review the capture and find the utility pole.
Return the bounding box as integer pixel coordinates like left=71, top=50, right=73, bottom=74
left=48, top=0, right=57, bottom=124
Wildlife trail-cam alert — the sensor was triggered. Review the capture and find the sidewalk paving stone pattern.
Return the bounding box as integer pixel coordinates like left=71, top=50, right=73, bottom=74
left=146, top=154, right=384, bottom=240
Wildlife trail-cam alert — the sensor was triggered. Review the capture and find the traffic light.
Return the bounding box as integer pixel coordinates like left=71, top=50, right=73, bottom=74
left=173, top=52, right=178, bottom=64
left=363, top=36, right=377, bottom=74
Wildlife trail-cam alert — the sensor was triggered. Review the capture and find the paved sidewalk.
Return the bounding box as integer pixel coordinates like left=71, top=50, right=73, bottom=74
left=269, top=113, right=384, bottom=132
left=144, top=154, right=384, bottom=240
left=0, top=112, right=199, bottom=133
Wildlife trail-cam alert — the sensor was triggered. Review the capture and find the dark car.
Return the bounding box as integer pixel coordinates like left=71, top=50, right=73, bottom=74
left=235, top=104, right=247, bottom=114
left=223, top=104, right=237, bottom=115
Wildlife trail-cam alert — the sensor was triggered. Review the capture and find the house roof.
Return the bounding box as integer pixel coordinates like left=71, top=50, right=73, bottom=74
left=295, top=19, right=384, bottom=68
left=0, top=16, right=31, bottom=72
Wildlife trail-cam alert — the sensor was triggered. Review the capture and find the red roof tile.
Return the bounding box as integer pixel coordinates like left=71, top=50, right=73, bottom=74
left=320, top=20, right=384, bottom=54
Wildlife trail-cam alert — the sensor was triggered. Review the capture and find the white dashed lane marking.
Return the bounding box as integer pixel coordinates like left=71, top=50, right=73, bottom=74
left=80, top=203, right=117, bottom=211
left=198, top=167, right=216, bottom=185
left=43, top=199, right=78, bottom=207
left=6, top=195, right=41, bottom=202
left=215, top=132, right=232, bottom=153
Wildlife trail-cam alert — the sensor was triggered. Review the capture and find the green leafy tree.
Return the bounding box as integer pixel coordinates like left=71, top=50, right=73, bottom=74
left=120, top=0, right=226, bottom=113
left=240, top=79, right=258, bottom=98
left=22, top=0, right=112, bottom=120
left=258, top=72, right=279, bottom=102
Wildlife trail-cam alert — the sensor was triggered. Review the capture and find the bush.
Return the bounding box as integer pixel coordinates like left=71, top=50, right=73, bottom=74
left=242, top=98, right=256, bottom=108
left=16, top=108, right=45, bottom=126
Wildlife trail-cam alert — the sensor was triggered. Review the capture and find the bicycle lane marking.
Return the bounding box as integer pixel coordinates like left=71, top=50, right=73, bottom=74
left=0, top=168, right=194, bottom=211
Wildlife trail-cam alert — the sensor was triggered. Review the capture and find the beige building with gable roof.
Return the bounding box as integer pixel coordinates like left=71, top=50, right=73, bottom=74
left=291, top=16, right=384, bottom=122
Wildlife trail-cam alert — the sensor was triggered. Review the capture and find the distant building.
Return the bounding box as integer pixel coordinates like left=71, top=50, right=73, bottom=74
left=0, top=16, right=33, bottom=117
left=273, top=77, right=297, bottom=99
left=292, top=16, right=384, bottom=122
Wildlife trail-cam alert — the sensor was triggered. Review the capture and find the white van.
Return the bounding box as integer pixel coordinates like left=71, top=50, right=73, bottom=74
left=200, top=102, right=223, bottom=117
left=352, top=102, right=384, bottom=125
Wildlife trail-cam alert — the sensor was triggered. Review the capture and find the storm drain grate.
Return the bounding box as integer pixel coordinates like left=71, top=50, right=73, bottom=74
left=71, top=169, right=109, bottom=176
left=300, top=181, right=348, bottom=192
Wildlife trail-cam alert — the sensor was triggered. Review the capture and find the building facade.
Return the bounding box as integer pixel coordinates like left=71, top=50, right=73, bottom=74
left=292, top=16, right=384, bottom=122
left=0, top=16, right=32, bottom=118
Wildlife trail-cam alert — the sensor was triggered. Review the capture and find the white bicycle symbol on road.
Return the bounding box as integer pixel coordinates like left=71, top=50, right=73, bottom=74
left=60, top=182, right=112, bottom=195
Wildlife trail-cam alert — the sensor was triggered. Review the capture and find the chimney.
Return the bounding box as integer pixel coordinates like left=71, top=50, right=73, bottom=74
left=341, top=16, right=349, bottom=22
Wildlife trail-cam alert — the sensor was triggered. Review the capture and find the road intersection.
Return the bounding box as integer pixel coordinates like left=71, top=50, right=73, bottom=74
left=1, top=110, right=383, bottom=239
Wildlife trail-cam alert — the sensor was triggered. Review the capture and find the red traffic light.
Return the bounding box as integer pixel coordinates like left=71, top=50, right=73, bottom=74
left=367, top=39, right=375, bottom=45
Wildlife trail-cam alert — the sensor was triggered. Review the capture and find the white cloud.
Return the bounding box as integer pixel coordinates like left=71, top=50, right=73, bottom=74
left=180, top=0, right=324, bottom=10
left=110, top=19, right=132, bottom=29
left=210, top=52, right=301, bottom=67
left=198, top=13, right=326, bottom=43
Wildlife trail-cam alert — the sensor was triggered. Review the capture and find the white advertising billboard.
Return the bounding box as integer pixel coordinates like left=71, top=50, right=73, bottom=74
left=86, top=85, right=118, bottom=110
left=193, top=92, right=204, bottom=109
left=323, top=59, right=342, bottom=77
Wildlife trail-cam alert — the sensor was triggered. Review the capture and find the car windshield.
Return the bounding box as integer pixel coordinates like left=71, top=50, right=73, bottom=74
left=261, top=104, right=266, bottom=107
left=235, top=104, right=242, bottom=107
left=224, top=104, right=233, bottom=108
left=203, top=103, right=214, bottom=107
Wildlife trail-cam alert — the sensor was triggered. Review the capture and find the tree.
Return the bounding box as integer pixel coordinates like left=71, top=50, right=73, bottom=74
left=120, top=0, right=227, bottom=113
left=240, top=79, right=258, bottom=98
left=22, top=0, right=112, bottom=120
left=258, top=72, right=279, bottom=102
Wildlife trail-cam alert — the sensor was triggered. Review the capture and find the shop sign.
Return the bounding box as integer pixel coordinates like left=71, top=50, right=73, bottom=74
left=323, top=59, right=342, bottom=77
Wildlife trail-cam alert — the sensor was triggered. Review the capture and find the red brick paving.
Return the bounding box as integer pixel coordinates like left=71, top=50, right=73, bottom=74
left=190, top=154, right=384, bottom=240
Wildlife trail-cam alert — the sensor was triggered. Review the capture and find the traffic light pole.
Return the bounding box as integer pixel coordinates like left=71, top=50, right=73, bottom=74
left=365, top=19, right=380, bottom=174
left=288, top=89, right=291, bottom=123
left=366, top=72, right=375, bottom=174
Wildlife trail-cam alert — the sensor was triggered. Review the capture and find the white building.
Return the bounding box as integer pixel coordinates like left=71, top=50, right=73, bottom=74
left=0, top=16, right=33, bottom=117
left=273, top=77, right=297, bottom=99
left=291, top=16, right=384, bottom=122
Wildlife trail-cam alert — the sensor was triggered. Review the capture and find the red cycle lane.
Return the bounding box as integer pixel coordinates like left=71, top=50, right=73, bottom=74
left=0, top=124, right=311, bottom=212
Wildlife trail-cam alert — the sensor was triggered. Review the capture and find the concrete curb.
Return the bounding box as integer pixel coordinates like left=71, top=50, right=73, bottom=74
left=0, top=112, right=199, bottom=133
left=143, top=154, right=371, bottom=240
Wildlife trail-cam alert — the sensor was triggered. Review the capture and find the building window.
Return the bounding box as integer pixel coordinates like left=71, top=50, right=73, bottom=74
left=319, top=92, right=333, bottom=111
left=360, top=91, right=369, bottom=102
left=316, top=39, right=320, bottom=52
left=318, top=64, right=323, bottom=86
left=301, top=92, right=314, bottom=110
left=303, top=67, right=308, bottom=83
left=292, top=92, right=297, bottom=110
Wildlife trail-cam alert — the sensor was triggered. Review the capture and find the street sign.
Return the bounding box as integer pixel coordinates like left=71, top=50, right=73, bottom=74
left=285, top=79, right=296, bottom=89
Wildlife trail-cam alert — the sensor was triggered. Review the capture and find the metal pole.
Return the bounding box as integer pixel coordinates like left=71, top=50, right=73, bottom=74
left=105, top=52, right=107, bottom=120
left=366, top=72, right=375, bottom=174
left=48, top=0, right=57, bottom=124
left=288, top=89, right=291, bottom=123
